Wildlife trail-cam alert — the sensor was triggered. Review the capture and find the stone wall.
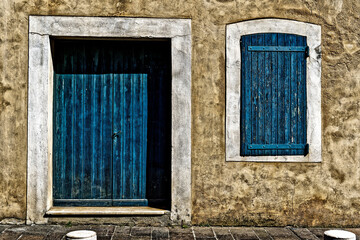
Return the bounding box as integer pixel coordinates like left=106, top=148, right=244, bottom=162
left=0, top=0, right=359, bottom=226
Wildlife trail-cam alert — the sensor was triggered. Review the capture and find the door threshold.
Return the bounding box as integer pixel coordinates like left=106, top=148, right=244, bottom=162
left=46, top=206, right=169, bottom=216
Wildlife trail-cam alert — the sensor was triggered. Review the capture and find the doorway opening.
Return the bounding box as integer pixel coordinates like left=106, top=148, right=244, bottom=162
left=51, top=38, right=172, bottom=210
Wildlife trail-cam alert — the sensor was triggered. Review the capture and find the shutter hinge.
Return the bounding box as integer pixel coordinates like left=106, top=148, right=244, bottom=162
left=305, top=46, right=309, bottom=58
left=304, top=143, right=309, bottom=156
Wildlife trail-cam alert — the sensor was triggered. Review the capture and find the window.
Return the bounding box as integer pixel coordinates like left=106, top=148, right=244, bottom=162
left=226, top=19, right=321, bottom=162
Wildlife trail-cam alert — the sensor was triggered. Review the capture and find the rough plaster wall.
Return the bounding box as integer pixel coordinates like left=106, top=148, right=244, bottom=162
left=0, top=0, right=359, bottom=226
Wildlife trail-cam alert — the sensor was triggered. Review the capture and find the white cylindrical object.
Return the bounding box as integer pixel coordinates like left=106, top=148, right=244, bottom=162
left=66, top=230, right=97, bottom=240
left=324, top=230, right=356, bottom=240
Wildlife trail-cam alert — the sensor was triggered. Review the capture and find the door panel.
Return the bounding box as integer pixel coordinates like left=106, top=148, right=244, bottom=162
left=53, top=74, right=113, bottom=205
left=113, top=74, right=148, bottom=206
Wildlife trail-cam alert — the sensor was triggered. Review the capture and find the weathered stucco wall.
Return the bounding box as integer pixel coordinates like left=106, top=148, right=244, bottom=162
left=0, top=0, right=359, bottom=226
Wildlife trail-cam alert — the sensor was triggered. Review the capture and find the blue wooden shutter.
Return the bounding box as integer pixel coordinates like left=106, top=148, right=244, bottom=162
left=240, top=33, right=308, bottom=156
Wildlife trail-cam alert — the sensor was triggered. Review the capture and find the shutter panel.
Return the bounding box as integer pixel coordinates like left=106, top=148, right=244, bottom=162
left=240, top=33, right=308, bottom=156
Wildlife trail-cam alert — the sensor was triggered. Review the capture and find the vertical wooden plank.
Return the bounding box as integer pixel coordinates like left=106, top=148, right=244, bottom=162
left=72, top=73, right=84, bottom=199
left=264, top=34, right=272, bottom=155
left=257, top=34, right=265, bottom=155
left=289, top=34, right=297, bottom=155
left=277, top=33, right=286, bottom=155
left=112, top=74, right=120, bottom=200
left=82, top=74, right=93, bottom=199
left=63, top=74, right=74, bottom=199
left=301, top=37, right=307, bottom=151
left=243, top=36, right=252, bottom=156
left=100, top=74, right=113, bottom=199
left=270, top=34, right=278, bottom=155
left=284, top=35, right=291, bottom=155
left=141, top=74, right=148, bottom=199
left=251, top=35, right=259, bottom=156
left=53, top=74, right=63, bottom=199
left=297, top=36, right=307, bottom=154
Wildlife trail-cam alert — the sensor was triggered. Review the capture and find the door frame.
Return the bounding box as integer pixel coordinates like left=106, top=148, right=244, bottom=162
left=27, top=16, right=191, bottom=224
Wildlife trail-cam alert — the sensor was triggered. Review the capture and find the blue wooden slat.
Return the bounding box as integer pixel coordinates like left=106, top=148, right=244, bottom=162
left=64, top=74, right=74, bottom=199
left=264, top=34, right=272, bottom=155
left=100, top=74, right=113, bottom=199
left=248, top=46, right=307, bottom=51
left=289, top=34, right=298, bottom=155
left=257, top=34, right=265, bottom=155
left=80, top=74, right=86, bottom=199
left=277, top=33, right=286, bottom=155
left=244, top=36, right=252, bottom=156
left=301, top=37, right=308, bottom=153
left=284, top=35, right=291, bottom=154
left=112, top=74, right=122, bottom=200
left=82, top=74, right=93, bottom=199
left=270, top=34, right=278, bottom=155
left=73, top=73, right=84, bottom=199
left=251, top=35, right=258, bottom=155
left=53, top=74, right=63, bottom=199
left=248, top=144, right=307, bottom=150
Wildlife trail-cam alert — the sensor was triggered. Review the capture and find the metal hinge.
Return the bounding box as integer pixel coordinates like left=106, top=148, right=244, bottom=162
left=305, top=46, right=310, bottom=58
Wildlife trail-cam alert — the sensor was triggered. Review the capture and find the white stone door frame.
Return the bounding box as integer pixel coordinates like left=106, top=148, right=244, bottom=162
left=27, top=16, right=192, bottom=224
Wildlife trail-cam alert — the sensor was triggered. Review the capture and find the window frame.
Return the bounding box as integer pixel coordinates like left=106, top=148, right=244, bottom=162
left=226, top=19, right=321, bottom=162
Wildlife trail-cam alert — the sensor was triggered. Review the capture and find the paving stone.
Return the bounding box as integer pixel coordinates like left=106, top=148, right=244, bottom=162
left=230, top=227, right=259, bottom=240
left=114, top=226, right=131, bottom=235
left=193, top=227, right=215, bottom=239
left=0, top=226, right=9, bottom=234
left=152, top=227, right=169, bottom=239
left=0, top=231, right=23, bottom=240
left=131, top=227, right=152, bottom=236
left=253, top=228, right=272, bottom=240
left=7, top=225, right=53, bottom=235
left=212, top=227, right=233, bottom=240
left=291, top=228, right=319, bottom=240
left=112, top=236, right=131, bottom=240
left=90, top=225, right=115, bottom=236
left=265, top=227, right=299, bottom=240
left=18, top=234, right=46, bottom=240
left=97, top=236, right=112, bottom=240
left=169, top=227, right=194, bottom=240
left=170, top=235, right=194, bottom=240
left=44, top=232, right=65, bottom=240
left=308, top=228, right=328, bottom=240
left=169, top=227, right=193, bottom=235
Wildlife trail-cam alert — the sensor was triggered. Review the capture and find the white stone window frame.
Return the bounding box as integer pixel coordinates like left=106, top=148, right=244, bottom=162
left=226, top=19, right=321, bottom=162
left=27, top=16, right=191, bottom=224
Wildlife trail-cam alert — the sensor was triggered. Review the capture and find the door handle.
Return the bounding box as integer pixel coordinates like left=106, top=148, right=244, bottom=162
left=112, top=130, right=122, bottom=139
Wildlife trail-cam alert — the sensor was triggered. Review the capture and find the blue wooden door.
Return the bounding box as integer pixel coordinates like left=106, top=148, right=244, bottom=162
left=53, top=73, right=148, bottom=206
left=240, top=33, right=308, bottom=156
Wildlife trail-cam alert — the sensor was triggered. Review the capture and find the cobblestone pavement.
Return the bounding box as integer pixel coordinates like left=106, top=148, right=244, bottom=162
left=1, top=225, right=360, bottom=240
